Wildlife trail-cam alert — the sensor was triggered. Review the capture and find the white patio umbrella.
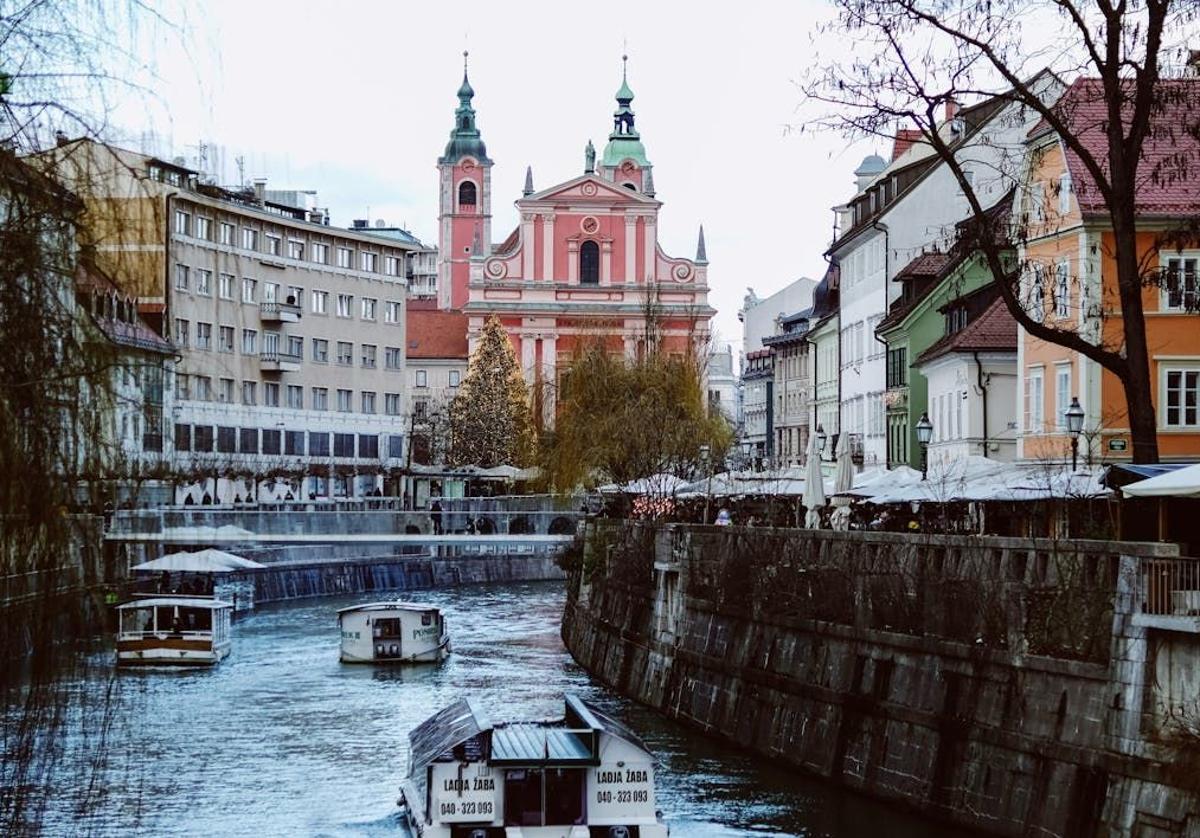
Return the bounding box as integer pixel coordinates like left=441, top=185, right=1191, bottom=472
left=1121, top=463, right=1200, bottom=498
left=830, top=436, right=855, bottom=530
left=802, top=433, right=826, bottom=528
left=132, top=548, right=265, bottom=573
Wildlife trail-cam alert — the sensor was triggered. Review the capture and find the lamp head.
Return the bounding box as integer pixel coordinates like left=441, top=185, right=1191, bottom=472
left=915, top=412, right=934, bottom=445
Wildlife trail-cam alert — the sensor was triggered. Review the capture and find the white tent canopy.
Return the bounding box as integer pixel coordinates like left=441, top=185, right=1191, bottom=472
left=676, top=468, right=815, bottom=498
left=1121, top=463, right=1200, bottom=498
left=132, top=548, right=266, bottom=573
left=598, top=473, right=690, bottom=496
left=844, top=458, right=1109, bottom=505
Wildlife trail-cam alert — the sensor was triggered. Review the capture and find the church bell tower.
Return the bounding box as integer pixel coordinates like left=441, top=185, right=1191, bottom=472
left=436, top=51, right=492, bottom=310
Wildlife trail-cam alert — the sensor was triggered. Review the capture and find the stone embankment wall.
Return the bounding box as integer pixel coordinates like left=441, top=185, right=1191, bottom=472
left=247, top=552, right=564, bottom=604
left=562, top=522, right=1200, bottom=836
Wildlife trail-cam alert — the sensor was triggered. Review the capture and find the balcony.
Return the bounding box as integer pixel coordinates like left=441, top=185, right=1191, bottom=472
left=259, top=348, right=302, bottom=373
left=260, top=301, right=302, bottom=324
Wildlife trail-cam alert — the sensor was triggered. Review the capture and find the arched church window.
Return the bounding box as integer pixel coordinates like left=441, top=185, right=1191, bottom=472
left=460, top=117, right=469, bottom=130
left=579, top=241, right=599, bottom=285
left=458, top=180, right=477, bottom=209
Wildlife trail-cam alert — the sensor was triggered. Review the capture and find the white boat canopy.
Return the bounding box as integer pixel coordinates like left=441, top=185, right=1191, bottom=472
left=131, top=548, right=266, bottom=573
left=116, top=596, right=234, bottom=610
left=1121, top=463, right=1200, bottom=498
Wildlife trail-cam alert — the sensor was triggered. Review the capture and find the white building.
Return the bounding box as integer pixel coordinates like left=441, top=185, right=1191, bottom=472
left=829, top=72, right=1062, bottom=469
left=915, top=295, right=1019, bottom=467
left=706, top=343, right=737, bottom=424
left=737, top=277, right=816, bottom=458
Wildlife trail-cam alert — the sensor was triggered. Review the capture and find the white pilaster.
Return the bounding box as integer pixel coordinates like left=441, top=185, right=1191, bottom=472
left=541, top=214, right=555, bottom=281
left=521, top=333, right=536, bottom=384
left=624, top=215, right=637, bottom=283
left=568, top=241, right=579, bottom=284
left=600, top=241, right=613, bottom=286
left=541, top=335, right=557, bottom=426
left=521, top=213, right=535, bottom=279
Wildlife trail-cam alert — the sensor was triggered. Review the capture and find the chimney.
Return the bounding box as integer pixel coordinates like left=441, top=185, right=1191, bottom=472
left=944, top=99, right=959, bottom=123
left=252, top=177, right=267, bottom=205
left=54, top=130, right=69, bottom=147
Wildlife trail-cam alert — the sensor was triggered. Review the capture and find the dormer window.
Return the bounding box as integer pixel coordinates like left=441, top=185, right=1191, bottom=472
left=945, top=305, right=968, bottom=334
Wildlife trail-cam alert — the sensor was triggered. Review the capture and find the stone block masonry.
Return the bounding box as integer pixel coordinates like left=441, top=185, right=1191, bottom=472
left=250, top=552, right=564, bottom=604
left=561, top=522, right=1200, bottom=836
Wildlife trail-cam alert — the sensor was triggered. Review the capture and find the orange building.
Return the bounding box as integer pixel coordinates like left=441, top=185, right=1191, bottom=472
left=1017, top=78, right=1200, bottom=464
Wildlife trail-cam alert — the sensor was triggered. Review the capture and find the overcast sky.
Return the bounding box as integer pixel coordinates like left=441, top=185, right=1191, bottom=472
left=116, top=0, right=877, bottom=344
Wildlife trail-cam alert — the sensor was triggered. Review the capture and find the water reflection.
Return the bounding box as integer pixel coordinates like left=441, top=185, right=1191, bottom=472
left=7, top=582, right=970, bottom=837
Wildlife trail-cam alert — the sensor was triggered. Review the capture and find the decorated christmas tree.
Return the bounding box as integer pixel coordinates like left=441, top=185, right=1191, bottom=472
left=449, top=314, right=535, bottom=467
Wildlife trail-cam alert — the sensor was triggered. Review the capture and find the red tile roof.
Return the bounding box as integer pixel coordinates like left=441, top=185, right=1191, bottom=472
left=916, top=297, right=1017, bottom=365
left=897, top=251, right=951, bottom=279
left=406, top=308, right=469, bottom=359
left=76, top=264, right=174, bottom=354
left=1033, top=77, right=1200, bottom=218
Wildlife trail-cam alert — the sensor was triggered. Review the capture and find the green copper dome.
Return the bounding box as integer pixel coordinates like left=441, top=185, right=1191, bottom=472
left=440, top=54, right=491, bottom=164
left=602, top=56, right=649, bottom=167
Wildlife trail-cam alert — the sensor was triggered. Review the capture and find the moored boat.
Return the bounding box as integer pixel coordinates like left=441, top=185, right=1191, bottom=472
left=337, top=602, right=450, bottom=664
left=115, top=596, right=233, bottom=666
left=399, top=694, right=668, bottom=837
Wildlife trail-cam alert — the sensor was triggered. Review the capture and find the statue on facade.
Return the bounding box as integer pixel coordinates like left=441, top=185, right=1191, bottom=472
left=585, top=140, right=596, bottom=174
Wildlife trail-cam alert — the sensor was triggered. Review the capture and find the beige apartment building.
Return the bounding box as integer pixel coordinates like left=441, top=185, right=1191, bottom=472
left=42, top=139, right=417, bottom=501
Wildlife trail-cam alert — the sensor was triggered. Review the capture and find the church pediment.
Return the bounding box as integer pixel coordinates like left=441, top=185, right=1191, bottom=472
left=521, top=174, right=659, bottom=207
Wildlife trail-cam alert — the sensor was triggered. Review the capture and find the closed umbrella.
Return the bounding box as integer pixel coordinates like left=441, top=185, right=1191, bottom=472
left=830, top=436, right=855, bottom=530
left=802, top=433, right=826, bottom=528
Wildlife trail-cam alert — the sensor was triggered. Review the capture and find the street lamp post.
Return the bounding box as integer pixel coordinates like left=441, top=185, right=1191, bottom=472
left=915, top=412, right=933, bottom=481
left=699, top=444, right=712, bottom=524
left=815, top=424, right=827, bottom=462
left=1065, top=396, right=1086, bottom=471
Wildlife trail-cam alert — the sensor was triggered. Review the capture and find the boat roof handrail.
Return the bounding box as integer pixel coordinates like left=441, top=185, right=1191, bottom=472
left=117, top=597, right=233, bottom=610
left=336, top=601, right=440, bottom=615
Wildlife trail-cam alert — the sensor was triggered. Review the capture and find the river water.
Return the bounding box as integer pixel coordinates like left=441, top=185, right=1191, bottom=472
left=13, top=582, right=970, bottom=837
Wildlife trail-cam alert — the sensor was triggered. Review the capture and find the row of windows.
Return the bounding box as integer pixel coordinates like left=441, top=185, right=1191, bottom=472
left=172, top=322, right=403, bottom=369
left=1024, top=364, right=1074, bottom=433
left=176, top=375, right=406, bottom=415
left=174, top=424, right=404, bottom=459
left=173, top=209, right=405, bottom=276
left=173, top=266, right=403, bottom=322
left=413, top=369, right=461, bottom=388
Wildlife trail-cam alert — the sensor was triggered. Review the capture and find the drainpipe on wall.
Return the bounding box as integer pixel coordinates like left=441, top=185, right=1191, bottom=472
left=871, top=221, right=890, bottom=466
left=973, top=350, right=989, bottom=458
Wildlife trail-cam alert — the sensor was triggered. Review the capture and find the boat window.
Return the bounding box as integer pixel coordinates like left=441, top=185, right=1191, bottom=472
left=422, top=612, right=433, bottom=626
left=156, top=606, right=179, bottom=633
left=544, top=768, right=586, bottom=825
left=180, top=607, right=212, bottom=631
left=503, top=769, right=543, bottom=827
left=122, top=608, right=153, bottom=634
left=374, top=618, right=401, bottom=638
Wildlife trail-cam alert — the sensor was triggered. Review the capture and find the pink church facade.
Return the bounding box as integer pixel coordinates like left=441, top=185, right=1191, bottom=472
left=435, top=57, right=714, bottom=420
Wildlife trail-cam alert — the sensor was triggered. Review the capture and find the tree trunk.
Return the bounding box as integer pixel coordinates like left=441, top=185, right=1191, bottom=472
left=1111, top=202, right=1160, bottom=464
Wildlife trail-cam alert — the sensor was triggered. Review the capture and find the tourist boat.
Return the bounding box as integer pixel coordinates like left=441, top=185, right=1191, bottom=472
left=337, top=602, right=450, bottom=664
left=115, top=596, right=233, bottom=666
left=398, top=694, right=668, bottom=837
